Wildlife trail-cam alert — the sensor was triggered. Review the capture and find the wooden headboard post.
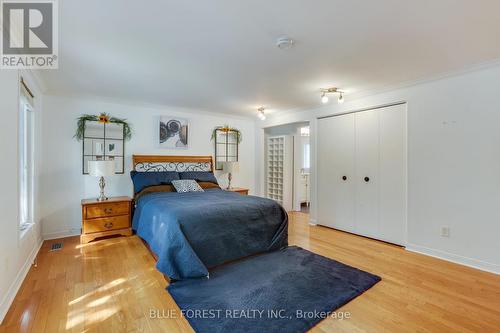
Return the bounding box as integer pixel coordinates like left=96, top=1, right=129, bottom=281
left=132, top=155, right=214, bottom=172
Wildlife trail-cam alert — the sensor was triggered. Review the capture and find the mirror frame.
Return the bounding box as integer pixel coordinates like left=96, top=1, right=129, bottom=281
left=82, top=120, right=125, bottom=175
left=214, top=128, right=239, bottom=170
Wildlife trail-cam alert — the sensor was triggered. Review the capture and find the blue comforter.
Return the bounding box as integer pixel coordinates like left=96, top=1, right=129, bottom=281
left=132, top=189, right=288, bottom=280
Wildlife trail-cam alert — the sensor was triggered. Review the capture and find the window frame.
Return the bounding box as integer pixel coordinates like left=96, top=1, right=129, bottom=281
left=303, top=143, right=311, bottom=170
left=19, top=87, right=35, bottom=237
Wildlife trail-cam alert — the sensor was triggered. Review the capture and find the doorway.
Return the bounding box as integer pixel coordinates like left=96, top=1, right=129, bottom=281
left=264, top=122, right=310, bottom=214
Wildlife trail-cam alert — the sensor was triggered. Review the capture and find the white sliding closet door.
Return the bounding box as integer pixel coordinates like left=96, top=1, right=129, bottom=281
left=317, top=104, right=407, bottom=246
left=317, top=114, right=356, bottom=231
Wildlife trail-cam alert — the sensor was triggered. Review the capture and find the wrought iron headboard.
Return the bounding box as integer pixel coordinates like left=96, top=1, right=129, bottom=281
left=132, top=155, right=214, bottom=172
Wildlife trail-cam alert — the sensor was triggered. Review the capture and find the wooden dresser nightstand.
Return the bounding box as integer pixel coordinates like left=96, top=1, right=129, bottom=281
left=81, top=196, right=132, bottom=244
left=226, top=187, right=249, bottom=195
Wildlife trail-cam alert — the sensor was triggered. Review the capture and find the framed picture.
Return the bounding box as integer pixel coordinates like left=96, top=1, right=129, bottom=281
left=158, top=116, right=189, bottom=149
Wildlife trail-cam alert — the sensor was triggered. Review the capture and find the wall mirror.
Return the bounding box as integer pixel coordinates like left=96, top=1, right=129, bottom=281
left=82, top=121, right=125, bottom=174
left=214, top=128, right=239, bottom=170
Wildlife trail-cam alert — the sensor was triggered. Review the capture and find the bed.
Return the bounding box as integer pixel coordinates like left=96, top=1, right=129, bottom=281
left=131, top=155, right=288, bottom=280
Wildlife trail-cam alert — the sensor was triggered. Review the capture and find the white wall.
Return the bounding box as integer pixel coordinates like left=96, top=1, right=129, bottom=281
left=0, top=71, right=44, bottom=322
left=40, top=95, right=257, bottom=239
left=258, top=64, right=500, bottom=274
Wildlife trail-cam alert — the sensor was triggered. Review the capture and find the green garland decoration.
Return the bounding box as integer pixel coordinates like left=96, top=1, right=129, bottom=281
left=211, top=125, right=242, bottom=143
left=74, top=113, right=132, bottom=141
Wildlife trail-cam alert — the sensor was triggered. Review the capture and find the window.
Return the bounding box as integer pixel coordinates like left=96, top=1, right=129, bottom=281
left=303, top=143, right=310, bottom=169
left=19, top=81, right=35, bottom=232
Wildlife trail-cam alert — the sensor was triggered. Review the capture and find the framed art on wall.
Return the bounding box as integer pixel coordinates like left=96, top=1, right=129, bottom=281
left=158, top=116, right=189, bottom=149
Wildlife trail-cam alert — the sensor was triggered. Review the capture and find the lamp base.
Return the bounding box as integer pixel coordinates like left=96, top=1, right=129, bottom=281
left=97, top=176, right=108, bottom=201
left=226, top=172, right=233, bottom=190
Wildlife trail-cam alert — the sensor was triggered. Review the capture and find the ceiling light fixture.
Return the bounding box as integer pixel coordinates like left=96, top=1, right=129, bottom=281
left=321, top=92, right=329, bottom=104
left=320, top=87, right=345, bottom=104
left=338, top=92, right=344, bottom=104
left=257, top=107, right=266, bottom=120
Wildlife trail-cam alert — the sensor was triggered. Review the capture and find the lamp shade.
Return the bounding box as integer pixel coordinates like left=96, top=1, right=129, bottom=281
left=221, top=161, right=239, bottom=173
left=88, top=160, right=115, bottom=177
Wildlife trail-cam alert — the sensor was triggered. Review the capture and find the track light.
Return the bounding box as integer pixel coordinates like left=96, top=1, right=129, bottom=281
left=320, top=87, right=344, bottom=104
left=257, top=107, right=266, bottom=120
left=338, top=92, right=344, bottom=104
left=321, top=93, right=329, bottom=104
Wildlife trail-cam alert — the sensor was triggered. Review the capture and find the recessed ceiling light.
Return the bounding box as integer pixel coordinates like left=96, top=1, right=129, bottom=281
left=276, top=37, right=294, bottom=50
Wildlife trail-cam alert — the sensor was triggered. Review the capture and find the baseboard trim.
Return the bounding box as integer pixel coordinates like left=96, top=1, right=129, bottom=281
left=406, top=244, right=500, bottom=275
left=309, top=218, right=317, bottom=226
left=43, top=228, right=81, bottom=240
left=0, top=239, right=43, bottom=324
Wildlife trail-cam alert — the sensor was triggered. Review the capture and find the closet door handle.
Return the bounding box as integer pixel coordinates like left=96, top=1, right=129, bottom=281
left=342, top=176, right=347, bottom=181
left=364, top=177, right=370, bottom=182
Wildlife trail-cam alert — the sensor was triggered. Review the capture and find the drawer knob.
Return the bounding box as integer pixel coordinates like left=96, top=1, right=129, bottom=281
left=364, top=176, right=370, bottom=182
left=104, top=222, right=113, bottom=229
left=105, top=208, right=113, bottom=214
left=342, top=176, right=347, bottom=181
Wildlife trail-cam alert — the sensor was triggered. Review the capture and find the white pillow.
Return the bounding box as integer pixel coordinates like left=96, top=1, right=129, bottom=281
left=171, top=179, right=204, bottom=193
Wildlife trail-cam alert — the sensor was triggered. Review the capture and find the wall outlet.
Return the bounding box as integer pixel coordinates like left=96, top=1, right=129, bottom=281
left=441, top=226, right=450, bottom=238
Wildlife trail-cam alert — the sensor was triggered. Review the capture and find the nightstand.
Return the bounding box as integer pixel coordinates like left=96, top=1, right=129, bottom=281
left=81, top=196, right=132, bottom=244
left=226, top=187, right=249, bottom=195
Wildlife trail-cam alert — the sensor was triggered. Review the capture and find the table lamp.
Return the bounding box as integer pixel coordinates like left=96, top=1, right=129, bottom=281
left=88, top=160, right=115, bottom=201
left=221, top=161, right=239, bottom=190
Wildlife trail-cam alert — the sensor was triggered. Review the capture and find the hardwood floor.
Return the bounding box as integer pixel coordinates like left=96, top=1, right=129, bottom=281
left=1, top=212, right=499, bottom=332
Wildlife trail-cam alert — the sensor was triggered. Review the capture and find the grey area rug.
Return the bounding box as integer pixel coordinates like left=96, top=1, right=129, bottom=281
left=168, top=246, right=381, bottom=333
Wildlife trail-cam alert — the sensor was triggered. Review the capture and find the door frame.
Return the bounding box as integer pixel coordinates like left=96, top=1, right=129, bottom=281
left=262, top=122, right=311, bottom=214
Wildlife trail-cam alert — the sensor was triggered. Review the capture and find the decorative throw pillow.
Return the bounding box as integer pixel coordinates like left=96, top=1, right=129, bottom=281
left=171, top=179, right=204, bottom=193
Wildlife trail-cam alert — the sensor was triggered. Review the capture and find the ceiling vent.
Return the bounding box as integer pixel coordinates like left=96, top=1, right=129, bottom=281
left=276, top=37, right=294, bottom=50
